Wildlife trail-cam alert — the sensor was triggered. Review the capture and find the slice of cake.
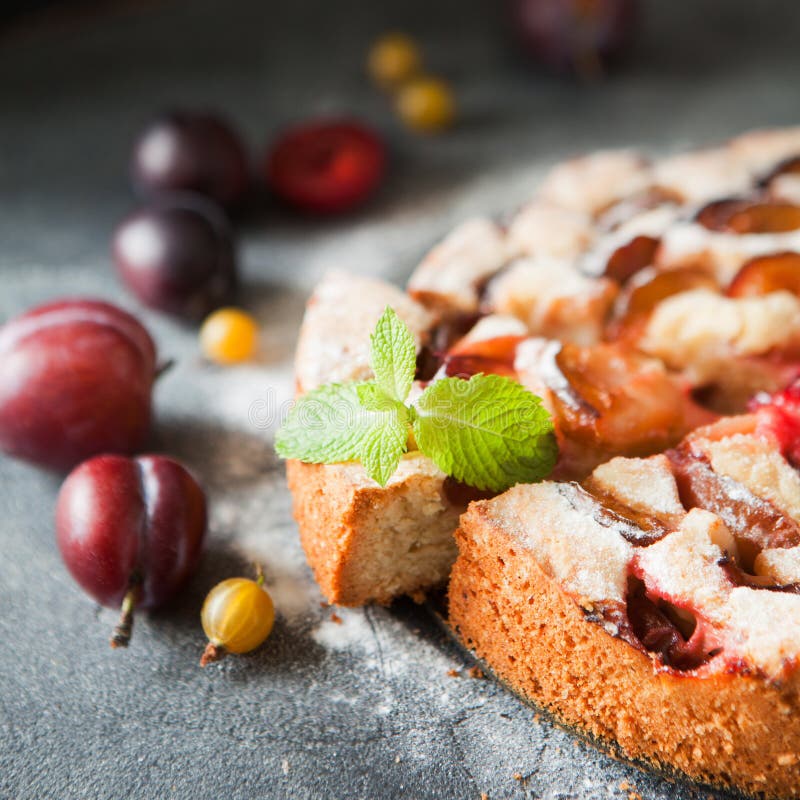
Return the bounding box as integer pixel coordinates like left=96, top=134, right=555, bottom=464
left=449, top=402, right=800, bottom=798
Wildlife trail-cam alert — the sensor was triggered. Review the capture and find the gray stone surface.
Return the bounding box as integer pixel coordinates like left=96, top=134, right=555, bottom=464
left=1, top=1, right=797, bottom=797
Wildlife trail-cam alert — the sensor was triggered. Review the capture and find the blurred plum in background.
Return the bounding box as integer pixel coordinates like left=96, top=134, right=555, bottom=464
left=131, top=110, right=250, bottom=209
left=508, top=0, right=640, bottom=77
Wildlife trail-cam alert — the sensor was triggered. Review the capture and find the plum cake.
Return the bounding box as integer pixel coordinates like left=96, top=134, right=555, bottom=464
left=288, top=126, right=800, bottom=608
left=285, top=126, right=800, bottom=795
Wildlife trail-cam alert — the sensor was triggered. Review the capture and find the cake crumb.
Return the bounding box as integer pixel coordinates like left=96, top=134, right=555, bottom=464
left=533, top=714, right=541, bottom=724
left=395, top=755, right=401, bottom=764
left=628, top=792, right=642, bottom=800
left=409, top=590, right=426, bottom=604
left=512, top=772, right=523, bottom=781
left=330, top=612, right=343, bottom=624
left=281, top=759, right=289, bottom=775
left=467, top=666, right=485, bottom=679
left=480, top=794, right=489, bottom=800
left=619, top=781, right=630, bottom=791
left=777, top=753, right=797, bottom=766
left=447, top=668, right=460, bottom=678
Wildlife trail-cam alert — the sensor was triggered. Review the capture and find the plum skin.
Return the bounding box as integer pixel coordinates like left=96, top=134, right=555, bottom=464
left=131, top=110, right=250, bottom=209
left=509, top=0, right=639, bottom=75
left=113, top=197, right=238, bottom=319
left=0, top=299, right=157, bottom=471
left=56, top=454, right=207, bottom=611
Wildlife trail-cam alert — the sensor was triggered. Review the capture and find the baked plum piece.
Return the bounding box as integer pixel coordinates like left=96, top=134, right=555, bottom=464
left=433, top=326, right=713, bottom=480
left=665, top=389, right=800, bottom=571
left=515, top=339, right=714, bottom=478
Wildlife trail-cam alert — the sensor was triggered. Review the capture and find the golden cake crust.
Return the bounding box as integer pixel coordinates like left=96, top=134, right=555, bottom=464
left=449, top=503, right=800, bottom=799
left=287, top=456, right=461, bottom=606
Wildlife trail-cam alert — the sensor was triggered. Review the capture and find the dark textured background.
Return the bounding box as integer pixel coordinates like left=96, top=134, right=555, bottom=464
left=1, top=1, right=799, bottom=798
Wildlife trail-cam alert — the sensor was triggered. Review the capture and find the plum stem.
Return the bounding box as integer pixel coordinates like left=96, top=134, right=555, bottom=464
left=200, top=642, right=226, bottom=667
left=155, top=359, right=175, bottom=381
left=110, top=589, right=136, bottom=649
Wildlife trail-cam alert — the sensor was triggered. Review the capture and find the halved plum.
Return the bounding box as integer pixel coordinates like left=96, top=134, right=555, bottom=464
left=728, top=203, right=800, bottom=234
left=695, top=198, right=800, bottom=234
left=695, top=198, right=754, bottom=232
left=439, top=335, right=525, bottom=379
left=604, top=235, right=660, bottom=284
left=624, top=577, right=723, bottom=671
left=550, top=342, right=708, bottom=458
left=608, top=266, right=718, bottom=340
left=727, top=252, right=800, bottom=298
left=668, top=445, right=800, bottom=568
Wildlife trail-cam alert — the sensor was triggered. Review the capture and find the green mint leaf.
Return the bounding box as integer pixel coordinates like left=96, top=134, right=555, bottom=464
left=358, top=402, right=409, bottom=487
left=369, top=306, right=416, bottom=403
left=357, top=381, right=403, bottom=413
left=412, top=373, right=557, bottom=492
left=355, top=382, right=410, bottom=485
left=275, top=383, right=382, bottom=463
left=276, top=381, right=410, bottom=487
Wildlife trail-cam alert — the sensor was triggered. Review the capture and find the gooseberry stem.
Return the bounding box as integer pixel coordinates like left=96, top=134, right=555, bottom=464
left=200, top=642, right=226, bottom=667
left=255, top=563, right=265, bottom=587
left=110, top=589, right=137, bottom=649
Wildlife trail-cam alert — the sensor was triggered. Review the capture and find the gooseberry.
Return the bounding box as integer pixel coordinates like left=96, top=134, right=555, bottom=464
left=200, top=569, right=275, bottom=666
left=199, top=307, right=259, bottom=364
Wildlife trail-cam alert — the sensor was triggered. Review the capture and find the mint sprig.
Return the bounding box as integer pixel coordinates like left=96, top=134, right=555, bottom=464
left=276, top=307, right=557, bottom=491
left=369, top=306, right=416, bottom=403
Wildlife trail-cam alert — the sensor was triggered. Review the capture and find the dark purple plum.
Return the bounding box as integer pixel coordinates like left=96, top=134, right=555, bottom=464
left=131, top=110, right=250, bottom=208
left=0, top=299, right=156, bottom=471
left=112, top=197, right=237, bottom=319
left=508, top=0, right=639, bottom=77
left=56, top=454, right=207, bottom=647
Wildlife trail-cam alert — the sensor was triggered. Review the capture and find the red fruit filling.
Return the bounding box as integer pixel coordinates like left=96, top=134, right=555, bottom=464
left=668, top=447, right=800, bottom=569
left=414, top=314, right=483, bottom=382
left=441, top=335, right=524, bottom=379
left=266, top=120, right=386, bottom=215
left=751, top=380, right=800, bottom=468
left=695, top=198, right=754, bottom=232
left=695, top=198, right=800, bottom=234
left=550, top=342, right=701, bottom=456
left=624, top=577, right=722, bottom=672
left=604, top=235, right=659, bottom=284
left=442, top=477, right=496, bottom=507
left=728, top=252, right=800, bottom=298
left=608, top=266, right=718, bottom=341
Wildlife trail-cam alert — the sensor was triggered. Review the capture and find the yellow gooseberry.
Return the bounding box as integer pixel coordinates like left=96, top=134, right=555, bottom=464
left=368, top=33, right=422, bottom=88
left=200, top=307, right=259, bottom=364
left=395, top=76, right=456, bottom=133
left=200, top=574, right=275, bottom=666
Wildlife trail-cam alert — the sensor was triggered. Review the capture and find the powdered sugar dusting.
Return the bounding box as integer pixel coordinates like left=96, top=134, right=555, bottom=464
left=313, top=609, right=379, bottom=652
